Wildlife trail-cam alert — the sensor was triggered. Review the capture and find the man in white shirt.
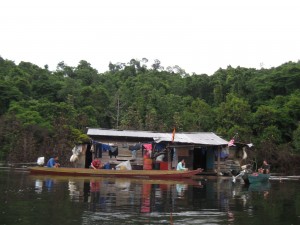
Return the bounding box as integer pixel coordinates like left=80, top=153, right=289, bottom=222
left=177, top=159, right=188, bottom=171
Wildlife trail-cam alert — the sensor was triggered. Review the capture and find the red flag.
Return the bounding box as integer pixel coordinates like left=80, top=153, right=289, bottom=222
left=171, top=128, right=176, bottom=142
left=228, top=138, right=235, bottom=147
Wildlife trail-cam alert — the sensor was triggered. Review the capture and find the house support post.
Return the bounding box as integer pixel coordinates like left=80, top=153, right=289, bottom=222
left=217, top=146, right=221, bottom=176
left=168, top=147, right=171, bottom=170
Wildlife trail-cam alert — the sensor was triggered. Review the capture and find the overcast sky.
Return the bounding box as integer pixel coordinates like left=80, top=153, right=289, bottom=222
left=1, top=0, right=299, bottom=75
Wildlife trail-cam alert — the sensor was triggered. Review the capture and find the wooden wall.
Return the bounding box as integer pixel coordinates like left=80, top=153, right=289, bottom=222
left=89, top=136, right=154, bottom=169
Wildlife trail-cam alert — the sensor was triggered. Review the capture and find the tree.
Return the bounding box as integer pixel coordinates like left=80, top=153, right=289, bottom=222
left=144, top=108, right=159, bottom=131
left=184, top=74, right=213, bottom=103
left=74, top=60, right=99, bottom=85
left=292, top=123, right=300, bottom=154
left=252, top=105, right=279, bottom=135
left=216, top=94, right=252, bottom=139
left=119, top=105, right=143, bottom=130
left=152, top=59, right=163, bottom=70
left=182, top=98, right=215, bottom=131
left=0, top=80, right=22, bottom=115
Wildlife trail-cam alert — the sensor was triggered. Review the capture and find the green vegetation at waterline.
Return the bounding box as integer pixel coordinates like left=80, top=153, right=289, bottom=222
left=0, top=57, right=300, bottom=172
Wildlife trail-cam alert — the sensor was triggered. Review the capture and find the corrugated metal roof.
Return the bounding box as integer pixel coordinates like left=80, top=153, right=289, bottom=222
left=155, top=132, right=229, bottom=145
left=87, top=128, right=228, bottom=146
left=87, top=129, right=160, bottom=138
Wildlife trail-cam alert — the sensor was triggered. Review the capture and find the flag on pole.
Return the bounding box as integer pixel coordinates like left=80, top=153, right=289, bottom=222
left=228, top=138, right=235, bottom=147
left=171, top=127, right=176, bottom=142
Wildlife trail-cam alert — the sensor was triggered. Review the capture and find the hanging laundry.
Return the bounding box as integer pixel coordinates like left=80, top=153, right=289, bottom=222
left=102, top=144, right=111, bottom=152
left=215, top=147, right=229, bottom=159
left=72, top=145, right=83, bottom=155
left=95, top=143, right=102, bottom=158
left=109, top=146, right=118, bottom=158
left=142, top=143, right=152, bottom=158
left=129, top=143, right=141, bottom=151
left=70, top=144, right=83, bottom=162
left=242, top=147, right=248, bottom=160
left=90, top=144, right=94, bottom=152
left=154, top=143, right=165, bottom=151
left=142, top=143, right=152, bottom=150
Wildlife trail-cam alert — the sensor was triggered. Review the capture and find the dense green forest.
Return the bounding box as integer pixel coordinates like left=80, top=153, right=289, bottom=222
left=1, top=56, right=300, bottom=173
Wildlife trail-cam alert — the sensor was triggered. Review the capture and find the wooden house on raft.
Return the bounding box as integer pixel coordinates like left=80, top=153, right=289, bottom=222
left=70, top=128, right=229, bottom=174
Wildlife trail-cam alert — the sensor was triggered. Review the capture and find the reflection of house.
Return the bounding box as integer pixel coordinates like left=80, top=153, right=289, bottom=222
left=84, top=129, right=228, bottom=173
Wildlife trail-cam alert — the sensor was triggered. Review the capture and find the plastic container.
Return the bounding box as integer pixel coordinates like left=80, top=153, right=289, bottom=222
left=143, top=158, right=153, bottom=170
left=159, top=162, right=168, bottom=170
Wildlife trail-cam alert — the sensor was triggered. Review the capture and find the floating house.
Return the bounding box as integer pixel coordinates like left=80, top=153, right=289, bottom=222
left=71, top=128, right=229, bottom=174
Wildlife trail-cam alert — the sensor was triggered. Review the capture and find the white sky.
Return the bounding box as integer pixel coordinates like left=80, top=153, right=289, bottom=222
left=0, top=0, right=299, bottom=75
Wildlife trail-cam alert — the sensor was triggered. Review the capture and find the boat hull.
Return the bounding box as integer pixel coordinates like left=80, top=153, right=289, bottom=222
left=29, top=167, right=202, bottom=179
left=243, top=173, right=270, bottom=184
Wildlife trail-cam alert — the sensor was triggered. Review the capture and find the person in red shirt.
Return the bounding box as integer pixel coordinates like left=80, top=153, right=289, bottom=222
left=91, top=158, right=102, bottom=169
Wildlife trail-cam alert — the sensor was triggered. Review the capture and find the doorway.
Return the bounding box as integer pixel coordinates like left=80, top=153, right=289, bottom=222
left=193, top=147, right=207, bottom=170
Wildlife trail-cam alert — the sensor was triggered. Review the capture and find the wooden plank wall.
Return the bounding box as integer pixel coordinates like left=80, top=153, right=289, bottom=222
left=93, top=140, right=145, bottom=168
left=175, top=147, right=194, bottom=170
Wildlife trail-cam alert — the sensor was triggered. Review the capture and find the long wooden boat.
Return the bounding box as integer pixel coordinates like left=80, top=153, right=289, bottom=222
left=242, top=172, right=270, bottom=184
left=28, top=167, right=203, bottom=179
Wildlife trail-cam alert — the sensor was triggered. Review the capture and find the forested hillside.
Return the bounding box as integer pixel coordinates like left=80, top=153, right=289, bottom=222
left=1, top=57, right=300, bottom=172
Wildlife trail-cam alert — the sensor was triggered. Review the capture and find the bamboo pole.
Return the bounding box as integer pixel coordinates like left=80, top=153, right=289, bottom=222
left=217, top=146, right=221, bottom=176
left=168, top=147, right=171, bottom=170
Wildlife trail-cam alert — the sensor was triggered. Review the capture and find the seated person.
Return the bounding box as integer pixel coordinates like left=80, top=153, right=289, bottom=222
left=91, top=158, right=102, bottom=169
left=176, top=159, right=188, bottom=171
left=258, top=160, right=270, bottom=174
left=46, top=156, right=60, bottom=168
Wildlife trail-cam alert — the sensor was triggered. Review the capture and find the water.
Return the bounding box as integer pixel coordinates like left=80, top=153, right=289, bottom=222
left=0, top=168, right=299, bottom=225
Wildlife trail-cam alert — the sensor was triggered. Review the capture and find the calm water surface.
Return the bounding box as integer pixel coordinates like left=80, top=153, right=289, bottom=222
left=0, top=168, right=299, bottom=225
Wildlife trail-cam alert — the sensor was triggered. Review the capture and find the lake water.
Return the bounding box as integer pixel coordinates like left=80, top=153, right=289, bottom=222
left=0, top=168, right=299, bottom=225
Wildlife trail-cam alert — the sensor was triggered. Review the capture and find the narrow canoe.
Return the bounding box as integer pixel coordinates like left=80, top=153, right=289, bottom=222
left=243, top=173, right=270, bottom=184
left=28, top=167, right=203, bottom=179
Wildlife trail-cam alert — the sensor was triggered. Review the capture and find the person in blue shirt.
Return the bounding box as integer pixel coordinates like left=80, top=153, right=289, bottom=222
left=177, top=159, right=188, bottom=171
left=46, top=156, right=60, bottom=168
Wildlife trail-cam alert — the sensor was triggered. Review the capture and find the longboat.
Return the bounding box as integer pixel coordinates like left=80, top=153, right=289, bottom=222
left=29, top=167, right=203, bottom=180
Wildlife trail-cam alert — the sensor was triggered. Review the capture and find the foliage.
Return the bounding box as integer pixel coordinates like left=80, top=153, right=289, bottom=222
left=216, top=93, right=252, bottom=139
left=0, top=57, right=300, bottom=173
left=292, top=123, right=300, bottom=154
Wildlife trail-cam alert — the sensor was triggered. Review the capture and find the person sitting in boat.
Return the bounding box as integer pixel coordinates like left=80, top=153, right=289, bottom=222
left=46, top=156, right=60, bottom=168
left=176, top=159, right=188, bottom=171
left=90, top=158, right=111, bottom=170
left=258, top=160, right=270, bottom=174
left=91, top=158, right=102, bottom=169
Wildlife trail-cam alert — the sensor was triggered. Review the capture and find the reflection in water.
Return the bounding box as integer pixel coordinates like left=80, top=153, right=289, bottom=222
left=34, top=179, right=43, bottom=194
left=141, top=183, right=151, bottom=213
left=64, top=177, right=203, bottom=215
left=248, top=182, right=271, bottom=201
left=176, top=183, right=188, bottom=197
left=69, top=180, right=81, bottom=201
left=90, top=180, right=101, bottom=192
left=34, top=177, right=55, bottom=192
left=33, top=176, right=270, bottom=215
left=27, top=173, right=300, bottom=225
left=45, top=178, right=54, bottom=191
left=248, top=182, right=271, bottom=192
